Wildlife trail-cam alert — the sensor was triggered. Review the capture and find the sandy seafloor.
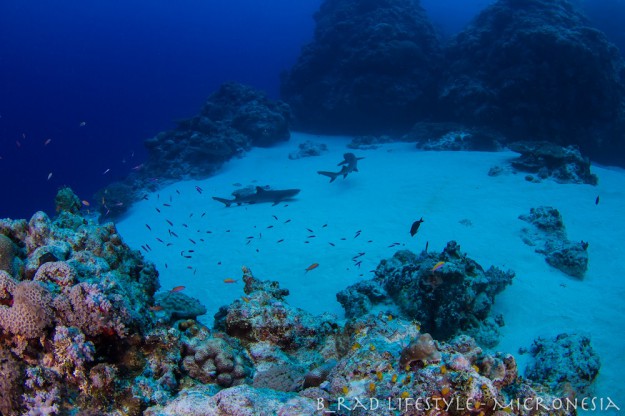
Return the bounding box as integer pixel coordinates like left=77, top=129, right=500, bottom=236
left=117, top=132, right=625, bottom=412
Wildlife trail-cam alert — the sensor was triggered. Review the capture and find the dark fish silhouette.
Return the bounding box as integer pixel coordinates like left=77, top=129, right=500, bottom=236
left=213, top=186, right=300, bottom=207
left=595, top=196, right=600, bottom=205
left=318, top=153, right=364, bottom=182
left=410, top=218, right=424, bottom=237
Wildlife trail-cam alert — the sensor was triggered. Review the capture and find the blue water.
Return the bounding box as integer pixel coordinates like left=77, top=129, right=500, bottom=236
left=1, top=0, right=623, bottom=218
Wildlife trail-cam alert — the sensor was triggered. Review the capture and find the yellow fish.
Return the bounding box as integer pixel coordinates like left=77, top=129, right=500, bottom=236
left=431, top=261, right=445, bottom=272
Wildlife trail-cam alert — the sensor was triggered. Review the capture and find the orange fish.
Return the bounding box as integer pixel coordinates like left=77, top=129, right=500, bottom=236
left=431, top=261, right=445, bottom=272
left=149, top=305, right=164, bottom=311
left=224, top=278, right=236, bottom=284
left=305, top=263, right=319, bottom=272
left=170, top=285, right=185, bottom=292
left=81, top=200, right=90, bottom=206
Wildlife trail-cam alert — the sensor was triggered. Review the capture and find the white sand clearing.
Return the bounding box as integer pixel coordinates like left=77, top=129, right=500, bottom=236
left=117, top=132, right=625, bottom=410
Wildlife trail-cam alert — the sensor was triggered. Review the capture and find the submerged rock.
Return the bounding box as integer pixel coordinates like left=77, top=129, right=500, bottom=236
left=438, top=0, right=625, bottom=164
left=519, top=206, right=589, bottom=278
left=525, top=333, right=601, bottom=396
left=281, top=0, right=442, bottom=133
left=508, top=141, right=598, bottom=185
left=337, top=241, right=514, bottom=348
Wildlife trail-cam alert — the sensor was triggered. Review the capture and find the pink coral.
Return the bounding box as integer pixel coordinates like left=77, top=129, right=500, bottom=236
left=52, top=282, right=128, bottom=337
left=34, top=261, right=76, bottom=287
left=0, top=276, right=53, bottom=338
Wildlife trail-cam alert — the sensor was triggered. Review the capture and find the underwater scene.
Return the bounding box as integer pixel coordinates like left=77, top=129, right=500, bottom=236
left=1, top=0, right=625, bottom=415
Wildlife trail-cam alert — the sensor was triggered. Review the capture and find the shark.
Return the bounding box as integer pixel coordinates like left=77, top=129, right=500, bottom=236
left=212, top=186, right=301, bottom=207
left=318, top=152, right=365, bottom=183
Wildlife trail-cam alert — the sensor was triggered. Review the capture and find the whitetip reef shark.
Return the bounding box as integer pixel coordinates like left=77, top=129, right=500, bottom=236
left=318, top=152, right=364, bottom=183
left=212, top=186, right=301, bottom=207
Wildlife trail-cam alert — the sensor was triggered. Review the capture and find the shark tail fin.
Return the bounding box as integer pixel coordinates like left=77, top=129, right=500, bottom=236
left=212, top=196, right=233, bottom=207
left=317, top=171, right=339, bottom=183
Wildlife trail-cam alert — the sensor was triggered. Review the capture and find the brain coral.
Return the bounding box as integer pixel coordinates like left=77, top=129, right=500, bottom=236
left=0, top=277, right=54, bottom=338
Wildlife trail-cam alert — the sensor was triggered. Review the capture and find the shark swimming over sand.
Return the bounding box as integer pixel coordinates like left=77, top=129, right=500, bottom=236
left=318, top=153, right=364, bottom=183
left=212, top=186, right=301, bottom=207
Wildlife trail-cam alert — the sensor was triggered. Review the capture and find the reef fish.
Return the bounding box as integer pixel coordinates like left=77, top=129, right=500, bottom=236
left=305, top=263, right=319, bottom=273
left=170, top=286, right=185, bottom=292
left=410, top=218, right=424, bottom=237
left=431, top=261, right=445, bottom=272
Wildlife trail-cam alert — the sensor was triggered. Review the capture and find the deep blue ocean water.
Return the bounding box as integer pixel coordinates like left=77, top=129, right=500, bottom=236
left=1, top=0, right=623, bottom=219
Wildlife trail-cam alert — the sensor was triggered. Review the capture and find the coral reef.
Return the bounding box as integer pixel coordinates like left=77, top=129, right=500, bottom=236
left=1, top=190, right=600, bottom=414
left=401, top=122, right=503, bottom=152
left=144, top=82, right=291, bottom=179
left=0, top=188, right=161, bottom=413
left=96, top=82, right=292, bottom=219
left=154, top=291, right=207, bottom=323
left=337, top=241, right=514, bottom=347
left=520, top=206, right=589, bottom=278
left=0, top=234, right=21, bottom=277
left=525, top=333, right=601, bottom=396
left=507, top=141, right=599, bottom=185
left=281, top=0, right=442, bottom=133
left=438, top=0, right=625, bottom=164
left=288, top=140, right=328, bottom=159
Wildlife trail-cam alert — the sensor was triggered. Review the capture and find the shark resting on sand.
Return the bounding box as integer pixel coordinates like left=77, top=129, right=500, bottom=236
left=212, top=186, right=301, bottom=207
left=318, top=152, right=364, bottom=183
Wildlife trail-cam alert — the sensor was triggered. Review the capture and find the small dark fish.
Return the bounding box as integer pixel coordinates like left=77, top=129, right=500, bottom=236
left=171, top=231, right=179, bottom=238
left=141, top=245, right=148, bottom=252
left=246, top=240, right=251, bottom=245
left=410, top=218, right=424, bottom=237
left=195, top=185, right=203, bottom=194
left=272, top=215, right=278, bottom=220
left=142, top=194, right=149, bottom=200
left=340, top=237, right=346, bottom=241
left=182, top=223, right=188, bottom=228
left=166, top=219, right=174, bottom=226
left=425, top=241, right=429, bottom=252
left=277, top=239, right=284, bottom=243
left=329, top=242, right=335, bottom=247
left=267, top=225, right=274, bottom=229
left=188, top=250, right=195, bottom=253
left=146, top=244, right=152, bottom=251
left=246, top=236, right=254, bottom=239
left=367, top=240, right=373, bottom=243
left=201, top=212, right=206, bottom=218
left=155, top=207, right=161, bottom=213
left=183, top=255, right=192, bottom=259
left=176, top=189, right=180, bottom=195
left=145, top=224, right=152, bottom=231
left=355, top=261, right=362, bottom=268
left=163, top=203, right=171, bottom=207
left=166, top=243, right=173, bottom=247
left=308, top=235, right=316, bottom=238
left=165, top=263, right=168, bottom=268
left=284, top=219, right=291, bottom=224
left=306, top=228, right=314, bottom=233
left=595, top=196, right=600, bottom=205
left=189, top=213, right=194, bottom=218
left=581, top=240, right=589, bottom=250
left=156, top=238, right=164, bottom=243
left=186, top=266, right=193, bottom=270
left=189, top=239, right=196, bottom=245
left=322, top=224, right=328, bottom=228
